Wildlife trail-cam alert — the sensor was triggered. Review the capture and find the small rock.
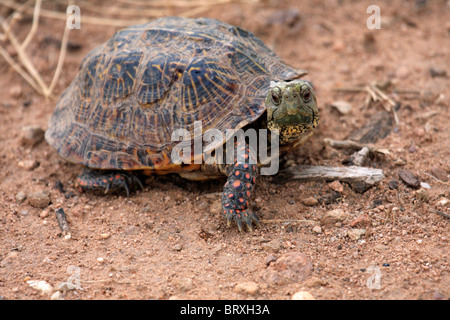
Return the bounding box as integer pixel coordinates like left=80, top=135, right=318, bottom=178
left=262, top=252, right=312, bottom=285
left=416, top=189, right=430, bottom=202
left=347, top=228, right=366, bottom=240
left=100, top=233, right=111, bottom=239
left=328, top=180, right=344, bottom=193
left=174, top=277, right=194, bottom=292
left=320, top=209, right=349, bottom=226
left=40, top=209, right=49, bottom=218
left=301, top=197, right=318, bottom=207
left=266, top=8, right=302, bottom=29
left=9, top=85, right=22, bottom=99
left=312, top=225, right=322, bottom=234
left=429, top=67, right=447, bottom=78
left=350, top=214, right=372, bottom=228
left=262, top=239, right=282, bottom=253
left=330, top=100, right=352, bottom=115
left=27, top=280, right=54, bottom=296
left=393, top=158, right=407, bottom=166
left=20, top=126, right=45, bottom=147
left=292, top=291, right=315, bottom=300
left=374, top=244, right=389, bottom=251
left=408, top=144, right=417, bottom=153
left=15, top=191, right=27, bottom=203
left=172, top=244, right=183, bottom=251
left=437, top=198, right=449, bottom=207
left=210, top=199, right=222, bottom=215
left=398, top=170, right=420, bottom=188
left=430, top=167, right=448, bottom=182
left=234, top=281, right=259, bottom=295
left=433, top=291, right=445, bottom=300
left=265, top=254, right=277, bottom=266
left=388, top=180, right=399, bottom=190
left=18, top=159, right=39, bottom=170
left=28, top=191, right=51, bottom=208
left=50, top=291, right=64, bottom=300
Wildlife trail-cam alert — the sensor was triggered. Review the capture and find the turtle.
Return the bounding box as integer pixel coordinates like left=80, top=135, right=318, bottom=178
left=45, top=17, right=319, bottom=231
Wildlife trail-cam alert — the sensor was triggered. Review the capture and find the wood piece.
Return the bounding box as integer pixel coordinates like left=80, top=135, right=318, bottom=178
left=350, top=146, right=370, bottom=166
left=281, top=165, right=385, bottom=193
left=398, top=170, right=420, bottom=188
left=323, top=138, right=390, bottom=155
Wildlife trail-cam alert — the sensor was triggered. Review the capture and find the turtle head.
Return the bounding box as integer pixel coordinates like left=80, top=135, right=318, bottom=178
left=265, top=79, right=319, bottom=145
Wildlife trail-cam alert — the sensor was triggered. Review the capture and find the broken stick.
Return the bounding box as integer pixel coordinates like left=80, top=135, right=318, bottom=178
left=281, top=165, right=385, bottom=193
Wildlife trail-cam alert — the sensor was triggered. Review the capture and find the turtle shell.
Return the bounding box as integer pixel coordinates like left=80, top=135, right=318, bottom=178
left=45, top=17, right=307, bottom=171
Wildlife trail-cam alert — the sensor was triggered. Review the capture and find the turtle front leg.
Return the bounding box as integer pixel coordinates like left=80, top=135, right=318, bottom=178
left=76, top=168, right=143, bottom=197
left=220, top=142, right=260, bottom=231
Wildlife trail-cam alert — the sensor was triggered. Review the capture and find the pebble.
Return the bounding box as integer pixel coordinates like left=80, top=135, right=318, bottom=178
left=20, top=126, right=45, bottom=147
left=9, top=85, right=22, bottom=99
left=209, top=199, right=222, bottom=215
left=18, top=159, right=39, bottom=170
left=15, top=191, right=27, bottom=203
left=292, top=291, right=315, bottom=300
left=320, top=209, right=349, bottom=226
left=172, top=244, right=183, bottom=251
left=50, top=291, right=64, bottom=300
left=174, top=277, right=194, bottom=292
left=347, top=228, right=366, bottom=240
left=234, top=281, right=259, bottom=295
left=265, top=254, right=277, bottom=266
left=27, top=280, right=54, bottom=296
left=301, top=197, right=319, bottom=207
left=330, top=100, right=352, bottom=115
left=328, top=180, right=344, bottom=193
left=40, top=209, right=49, bottom=218
left=28, top=191, right=51, bottom=208
left=100, top=233, right=111, bottom=239
left=350, top=214, right=372, bottom=228
left=437, top=198, right=449, bottom=207
left=420, top=182, right=430, bottom=189
left=312, top=225, right=322, bottom=234
left=388, top=180, right=399, bottom=190
left=261, top=252, right=312, bottom=285
left=262, top=239, right=282, bottom=253
left=398, top=170, right=420, bottom=188
left=416, top=189, right=430, bottom=202
left=429, top=67, right=447, bottom=78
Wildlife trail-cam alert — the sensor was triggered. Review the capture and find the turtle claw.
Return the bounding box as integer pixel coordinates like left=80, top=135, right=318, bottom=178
left=76, top=169, right=143, bottom=197
left=225, top=209, right=260, bottom=232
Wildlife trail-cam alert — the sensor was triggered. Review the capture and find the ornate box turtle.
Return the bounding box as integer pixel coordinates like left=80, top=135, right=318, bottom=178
left=46, top=17, right=319, bottom=231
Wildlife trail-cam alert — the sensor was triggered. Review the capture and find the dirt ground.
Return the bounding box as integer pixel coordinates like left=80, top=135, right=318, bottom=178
left=0, top=0, right=448, bottom=300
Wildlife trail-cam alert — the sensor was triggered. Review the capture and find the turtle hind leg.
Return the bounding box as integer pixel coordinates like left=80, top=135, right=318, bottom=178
left=75, top=168, right=144, bottom=197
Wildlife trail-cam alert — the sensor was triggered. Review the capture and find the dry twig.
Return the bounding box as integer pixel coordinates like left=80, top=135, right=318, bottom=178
left=335, top=81, right=400, bottom=124
left=0, top=0, right=72, bottom=98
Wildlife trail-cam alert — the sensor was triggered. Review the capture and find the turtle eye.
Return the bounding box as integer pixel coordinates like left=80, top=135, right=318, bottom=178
left=302, top=89, right=311, bottom=102
left=271, top=91, right=281, bottom=106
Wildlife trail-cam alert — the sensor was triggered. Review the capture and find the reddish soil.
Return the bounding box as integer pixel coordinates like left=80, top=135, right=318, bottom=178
left=0, top=0, right=448, bottom=300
